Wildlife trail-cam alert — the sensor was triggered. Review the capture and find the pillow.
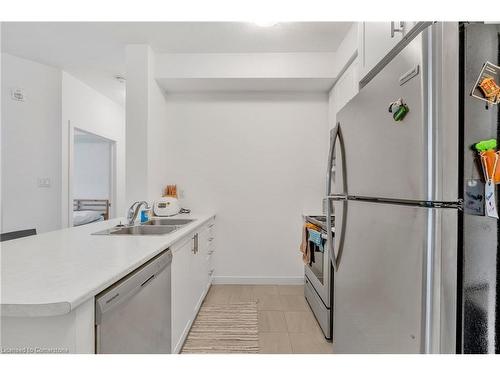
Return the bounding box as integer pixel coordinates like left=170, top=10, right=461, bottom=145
left=73, top=210, right=104, bottom=226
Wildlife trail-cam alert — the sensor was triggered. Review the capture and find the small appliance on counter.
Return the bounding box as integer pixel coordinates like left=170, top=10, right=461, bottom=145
left=153, top=184, right=190, bottom=217
left=153, top=197, right=180, bottom=217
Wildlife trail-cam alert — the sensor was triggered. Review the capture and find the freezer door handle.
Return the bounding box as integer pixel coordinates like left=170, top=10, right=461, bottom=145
left=326, top=125, right=337, bottom=197
left=326, top=123, right=346, bottom=197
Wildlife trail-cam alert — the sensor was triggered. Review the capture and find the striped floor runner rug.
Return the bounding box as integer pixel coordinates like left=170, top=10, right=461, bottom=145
left=181, top=302, right=259, bottom=354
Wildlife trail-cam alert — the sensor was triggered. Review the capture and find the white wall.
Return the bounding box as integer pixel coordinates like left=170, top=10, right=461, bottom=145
left=125, top=45, right=150, bottom=204
left=164, top=93, right=328, bottom=283
left=147, top=49, right=170, bottom=201
left=1, top=54, right=125, bottom=232
left=62, top=72, right=125, bottom=225
left=73, top=139, right=111, bottom=200
left=125, top=46, right=336, bottom=282
left=1, top=53, right=62, bottom=234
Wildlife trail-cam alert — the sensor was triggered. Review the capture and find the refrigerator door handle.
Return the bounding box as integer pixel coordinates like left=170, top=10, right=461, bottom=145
left=326, top=123, right=347, bottom=271
left=326, top=124, right=338, bottom=271
left=326, top=123, right=346, bottom=197
left=347, top=195, right=464, bottom=210
left=325, top=195, right=347, bottom=271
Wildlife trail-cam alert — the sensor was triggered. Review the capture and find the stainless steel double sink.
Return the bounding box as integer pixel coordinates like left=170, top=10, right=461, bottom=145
left=92, top=218, right=194, bottom=236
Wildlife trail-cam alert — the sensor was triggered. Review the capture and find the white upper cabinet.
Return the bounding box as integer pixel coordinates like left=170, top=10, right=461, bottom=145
left=359, top=22, right=417, bottom=81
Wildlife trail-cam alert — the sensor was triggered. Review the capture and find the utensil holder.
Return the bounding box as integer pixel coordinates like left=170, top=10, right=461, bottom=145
left=480, top=150, right=500, bottom=183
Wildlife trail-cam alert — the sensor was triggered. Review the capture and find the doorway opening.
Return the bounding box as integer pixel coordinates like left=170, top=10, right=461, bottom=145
left=70, top=128, right=116, bottom=227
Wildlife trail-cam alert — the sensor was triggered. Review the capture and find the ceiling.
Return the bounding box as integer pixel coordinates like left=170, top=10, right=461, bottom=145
left=1, top=22, right=352, bottom=104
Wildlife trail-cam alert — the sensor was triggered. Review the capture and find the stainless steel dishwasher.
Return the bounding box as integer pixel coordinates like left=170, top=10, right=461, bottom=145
left=95, top=249, right=172, bottom=353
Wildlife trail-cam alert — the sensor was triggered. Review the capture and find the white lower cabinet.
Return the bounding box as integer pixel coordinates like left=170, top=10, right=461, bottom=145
left=171, top=236, right=193, bottom=353
left=171, top=218, right=216, bottom=353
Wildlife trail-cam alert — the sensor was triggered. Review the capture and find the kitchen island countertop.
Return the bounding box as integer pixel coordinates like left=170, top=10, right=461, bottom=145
left=0, top=214, right=215, bottom=318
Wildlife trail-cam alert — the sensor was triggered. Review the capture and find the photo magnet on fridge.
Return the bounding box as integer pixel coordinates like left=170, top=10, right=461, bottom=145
left=464, top=179, right=485, bottom=216
left=470, top=61, right=500, bottom=105
left=485, top=180, right=499, bottom=219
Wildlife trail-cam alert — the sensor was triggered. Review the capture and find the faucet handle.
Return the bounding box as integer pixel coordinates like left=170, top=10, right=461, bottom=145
left=127, top=201, right=140, bottom=218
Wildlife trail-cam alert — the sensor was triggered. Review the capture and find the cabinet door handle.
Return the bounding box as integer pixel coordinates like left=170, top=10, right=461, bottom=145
left=192, top=233, right=199, bottom=254
left=208, top=237, right=215, bottom=241
left=390, top=21, right=405, bottom=38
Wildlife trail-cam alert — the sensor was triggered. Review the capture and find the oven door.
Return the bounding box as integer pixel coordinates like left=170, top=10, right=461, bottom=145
left=304, top=232, right=331, bottom=307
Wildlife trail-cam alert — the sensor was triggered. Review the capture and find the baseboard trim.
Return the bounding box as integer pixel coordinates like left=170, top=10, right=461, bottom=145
left=212, top=276, right=304, bottom=285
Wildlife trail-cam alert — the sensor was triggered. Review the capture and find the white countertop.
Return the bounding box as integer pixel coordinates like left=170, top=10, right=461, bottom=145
left=0, top=213, right=215, bottom=318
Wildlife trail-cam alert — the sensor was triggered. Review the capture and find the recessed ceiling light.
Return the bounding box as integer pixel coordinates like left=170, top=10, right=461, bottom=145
left=254, top=21, right=278, bottom=27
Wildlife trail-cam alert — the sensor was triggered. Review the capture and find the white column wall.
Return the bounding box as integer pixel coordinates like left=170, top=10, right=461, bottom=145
left=125, top=45, right=150, bottom=205
left=125, top=45, right=171, bottom=206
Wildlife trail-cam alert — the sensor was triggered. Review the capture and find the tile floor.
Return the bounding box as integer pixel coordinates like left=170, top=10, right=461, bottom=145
left=202, top=284, right=333, bottom=354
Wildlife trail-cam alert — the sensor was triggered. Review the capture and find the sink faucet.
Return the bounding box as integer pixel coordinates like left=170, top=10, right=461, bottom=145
left=127, top=201, right=150, bottom=225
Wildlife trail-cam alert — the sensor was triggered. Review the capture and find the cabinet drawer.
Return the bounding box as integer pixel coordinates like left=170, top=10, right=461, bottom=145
left=208, top=224, right=215, bottom=238
left=207, top=236, right=215, bottom=250
left=207, top=244, right=216, bottom=255
left=207, top=251, right=215, bottom=276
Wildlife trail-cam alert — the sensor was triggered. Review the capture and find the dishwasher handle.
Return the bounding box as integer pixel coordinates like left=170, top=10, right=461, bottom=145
left=95, top=249, right=172, bottom=324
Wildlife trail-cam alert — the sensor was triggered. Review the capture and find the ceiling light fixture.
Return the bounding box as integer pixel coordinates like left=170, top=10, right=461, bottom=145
left=254, top=21, right=278, bottom=27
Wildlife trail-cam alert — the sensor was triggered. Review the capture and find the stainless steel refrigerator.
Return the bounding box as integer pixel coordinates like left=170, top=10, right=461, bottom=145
left=325, top=22, right=499, bottom=354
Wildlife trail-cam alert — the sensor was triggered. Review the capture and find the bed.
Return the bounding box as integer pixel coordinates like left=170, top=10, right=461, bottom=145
left=73, top=199, right=110, bottom=226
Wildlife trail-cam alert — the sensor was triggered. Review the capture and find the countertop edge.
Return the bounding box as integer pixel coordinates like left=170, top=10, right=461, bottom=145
left=1, top=302, right=72, bottom=318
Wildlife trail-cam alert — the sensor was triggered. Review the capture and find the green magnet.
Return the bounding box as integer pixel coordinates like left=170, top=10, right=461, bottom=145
left=389, top=98, right=410, bottom=122
left=393, top=104, right=409, bottom=121
left=475, top=139, right=497, bottom=152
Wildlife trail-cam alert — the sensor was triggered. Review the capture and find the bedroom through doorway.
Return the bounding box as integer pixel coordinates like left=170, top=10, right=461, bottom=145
left=71, top=129, right=115, bottom=227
